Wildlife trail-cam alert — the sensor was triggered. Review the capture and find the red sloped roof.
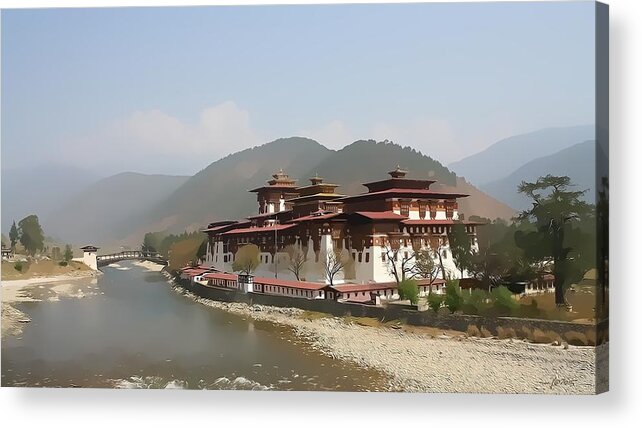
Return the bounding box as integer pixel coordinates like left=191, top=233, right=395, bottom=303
left=340, top=188, right=469, bottom=202
left=202, top=272, right=238, bottom=281
left=183, top=268, right=211, bottom=277
left=333, top=278, right=446, bottom=293
left=286, top=212, right=342, bottom=223
left=352, top=211, right=407, bottom=220
left=252, top=276, right=326, bottom=290
left=332, top=283, right=398, bottom=293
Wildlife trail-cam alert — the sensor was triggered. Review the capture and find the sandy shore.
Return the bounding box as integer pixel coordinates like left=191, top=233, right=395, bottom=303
left=173, top=285, right=605, bottom=394
left=130, top=260, right=165, bottom=272
left=2, top=270, right=101, bottom=338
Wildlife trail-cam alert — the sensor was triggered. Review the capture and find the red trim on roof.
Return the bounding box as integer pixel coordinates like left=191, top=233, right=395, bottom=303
left=246, top=210, right=292, bottom=220
left=339, top=188, right=469, bottom=202
left=221, top=224, right=297, bottom=235
left=202, top=272, right=238, bottom=281
left=401, top=219, right=482, bottom=226
left=286, top=212, right=342, bottom=223
left=332, top=278, right=446, bottom=293
left=252, top=276, right=326, bottom=290
left=352, top=211, right=407, bottom=220
left=249, top=185, right=299, bottom=193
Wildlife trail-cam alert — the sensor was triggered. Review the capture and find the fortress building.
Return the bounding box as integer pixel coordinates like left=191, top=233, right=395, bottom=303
left=203, top=167, right=480, bottom=286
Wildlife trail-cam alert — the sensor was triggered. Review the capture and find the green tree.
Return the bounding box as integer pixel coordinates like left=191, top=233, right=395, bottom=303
left=18, top=215, right=44, bottom=256
left=196, top=238, right=208, bottom=261
left=448, top=223, right=473, bottom=277
left=142, top=233, right=159, bottom=253
left=490, top=286, right=519, bottom=316
left=398, top=279, right=419, bottom=304
left=427, top=293, right=443, bottom=313
left=443, top=280, right=464, bottom=313
left=63, top=244, right=74, bottom=262
left=468, top=248, right=508, bottom=291
left=232, top=244, right=260, bottom=275
left=9, top=221, right=20, bottom=250
left=51, top=246, right=62, bottom=261
left=517, top=175, right=592, bottom=306
left=462, top=289, right=490, bottom=315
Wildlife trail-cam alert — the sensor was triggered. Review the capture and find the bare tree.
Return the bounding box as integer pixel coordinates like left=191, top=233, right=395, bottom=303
left=285, top=244, right=306, bottom=281
left=383, top=244, right=417, bottom=285
left=413, top=248, right=440, bottom=294
left=426, top=236, right=449, bottom=280
left=324, top=250, right=347, bottom=286
left=232, top=244, right=260, bottom=275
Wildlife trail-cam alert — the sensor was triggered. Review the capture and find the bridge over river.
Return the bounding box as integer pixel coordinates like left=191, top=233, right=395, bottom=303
left=79, top=246, right=168, bottom=269
left=97, top=251, right=168, bottom=268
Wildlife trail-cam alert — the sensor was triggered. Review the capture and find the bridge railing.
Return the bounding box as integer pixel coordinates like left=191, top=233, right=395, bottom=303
left=96, top=251, right=166, bottom=262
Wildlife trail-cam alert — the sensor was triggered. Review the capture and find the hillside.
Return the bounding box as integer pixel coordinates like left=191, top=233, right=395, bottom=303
left=28, top=137, right=517, bottom=246
left=141, top=138, right=513, bottom=240
left=42, top=172, right=189, bottom=244
left=448, top=125, right=594, bottom=186
left=480, top=140, right=596, bottom=211
left=300, top=140, right=514, bottom=221
left=303, top=140, right=457, bottom=195
left=142, top=137, right=334, bottom=233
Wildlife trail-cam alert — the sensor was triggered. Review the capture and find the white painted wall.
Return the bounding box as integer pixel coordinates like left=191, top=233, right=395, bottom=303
left=82, top=250, right=98, bottom=270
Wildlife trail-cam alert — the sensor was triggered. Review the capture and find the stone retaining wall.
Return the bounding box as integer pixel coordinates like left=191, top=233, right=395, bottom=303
left=178, top=279, right=607, bottom=345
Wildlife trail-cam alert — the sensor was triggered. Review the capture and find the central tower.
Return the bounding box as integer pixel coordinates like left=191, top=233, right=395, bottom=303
left=249, top=169, right=300, bottom=214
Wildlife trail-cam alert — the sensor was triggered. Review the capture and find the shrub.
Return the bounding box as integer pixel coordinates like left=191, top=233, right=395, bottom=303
left=398, top=279, right=419, bottom=305
left=58, top=261, right=68, bottom=267
left=480, top=327, right=493, bottom=338
left=497, top=326, right=517, bottom=339
left=586, top=329, right=597, bottom=346
left=14, top=261, right=24, bottom=272
left=427, top=293, right=443, bottom=313
left=444, top=280, right=464, bottom=313
left=491, top=286, right=519, bottom=316
left=467, top=325, right=481, bottom=337
left=462, top=289, right=489, bottom=315
left=518, top=300, right=542, bottom=319
left=564, top=331, right=589, bottom=346
left=530, top=329, right=562, bottom=344
left=519, top=326, right=532, bottom=340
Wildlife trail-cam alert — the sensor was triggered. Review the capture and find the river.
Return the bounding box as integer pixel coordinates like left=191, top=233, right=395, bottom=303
left=1, top=261, right=388, bottom=390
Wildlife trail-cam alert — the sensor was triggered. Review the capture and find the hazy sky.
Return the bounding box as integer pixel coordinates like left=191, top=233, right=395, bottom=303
left=1, top=2, right=595, bottom=176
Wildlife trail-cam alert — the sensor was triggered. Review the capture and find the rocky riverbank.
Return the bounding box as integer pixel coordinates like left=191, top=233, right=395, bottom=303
left=173, top=284, right=606, bottom=394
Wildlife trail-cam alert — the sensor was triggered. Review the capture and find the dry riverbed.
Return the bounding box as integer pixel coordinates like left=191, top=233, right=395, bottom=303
left=174, top=285, right=606, bottom=394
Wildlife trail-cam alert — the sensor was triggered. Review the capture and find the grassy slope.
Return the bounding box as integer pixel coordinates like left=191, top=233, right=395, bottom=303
left=1, top=260, right=91, bottom=281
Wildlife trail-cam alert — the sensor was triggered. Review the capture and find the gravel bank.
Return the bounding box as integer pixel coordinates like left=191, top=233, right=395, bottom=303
left=173, top=285, right=604, bottom=394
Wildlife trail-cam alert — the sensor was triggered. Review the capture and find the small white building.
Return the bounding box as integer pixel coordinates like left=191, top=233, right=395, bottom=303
left=80, top=245, right=99, bottom=270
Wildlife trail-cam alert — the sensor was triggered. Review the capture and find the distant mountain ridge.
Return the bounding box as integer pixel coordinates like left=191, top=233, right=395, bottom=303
left=1, top=164, right=103, bottom=232
left=480, top=140, right=596, bottom=211
left=42, top=172, right=189, bottom=244
left=448, top=125, right=595, bottom=186
left=5, top=137, right=516, bottom=246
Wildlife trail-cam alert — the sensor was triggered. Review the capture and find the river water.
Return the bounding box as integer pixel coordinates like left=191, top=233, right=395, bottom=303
left=1, top=261, right=387, bottom=390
